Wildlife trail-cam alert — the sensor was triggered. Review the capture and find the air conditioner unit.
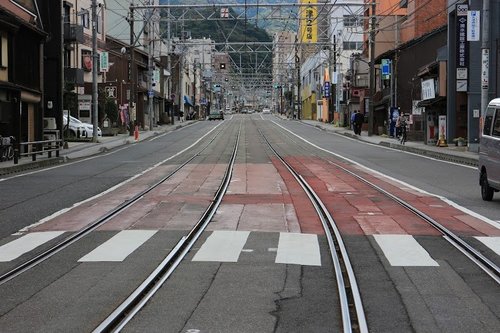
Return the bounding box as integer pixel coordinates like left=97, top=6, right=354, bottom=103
left=44, top=117, right=57, bottom=130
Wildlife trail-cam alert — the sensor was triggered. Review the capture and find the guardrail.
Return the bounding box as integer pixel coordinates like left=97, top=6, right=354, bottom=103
left=14, top=139, right=63, bottom=164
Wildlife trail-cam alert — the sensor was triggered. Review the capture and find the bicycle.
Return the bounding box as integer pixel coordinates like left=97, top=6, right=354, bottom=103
left=0, top=136, right=15, bottom=161
left=399, top=124, right=408, bottom=145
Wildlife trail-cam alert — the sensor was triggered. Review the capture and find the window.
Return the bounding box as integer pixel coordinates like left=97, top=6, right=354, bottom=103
left=96, top=14, right=102, bottom=34
left=492, top=110, right=500, bottom=137
left=483, top=108, right=494, bottom=136
left=343, top=41, right=363, bottom=50
left=343, top=15, right=362, bottom=28
left=80, top=9, right=89, bottom=29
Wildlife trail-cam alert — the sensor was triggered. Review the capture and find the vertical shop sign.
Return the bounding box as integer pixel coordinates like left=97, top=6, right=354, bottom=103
left=300, top=0, right=317, bottom=43
left=456, top=4, right=468, bottom=92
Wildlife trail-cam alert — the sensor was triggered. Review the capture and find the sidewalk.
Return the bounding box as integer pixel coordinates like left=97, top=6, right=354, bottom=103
left=0, top=120, right=196, bottom=176
left=300, top=119, right=478, bottom=167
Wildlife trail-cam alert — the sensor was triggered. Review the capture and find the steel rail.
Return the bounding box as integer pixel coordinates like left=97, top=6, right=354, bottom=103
left=257, top=127, right=368, bottom=333
left=272, top=119, right=500, bottom=283
left=93, top=123, right=242, bottom=333
left=0, top=122, right=227, bottom=286
left=327, top=160, right=500, bottom=284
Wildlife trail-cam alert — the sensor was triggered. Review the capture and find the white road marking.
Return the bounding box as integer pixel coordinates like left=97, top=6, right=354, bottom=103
left=272, top=120, right=500, bottom=230
left=78, top=230, right=157, bottom=262
left=474, top=236, right=500, bottom=256
left=275, top=233, right=321, bottom=266
left=374, top=234, right=439, bottom=266
left=16, top=123, right=223, bottom=234
left=192, top=230, right=250, bottom=262
left=0, top=231, right=65, bottom=261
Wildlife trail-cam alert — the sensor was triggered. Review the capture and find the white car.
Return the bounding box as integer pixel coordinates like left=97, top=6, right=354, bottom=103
left=63, top=114, right=102, bottom=139
left=262, top=108, right=271, bottom=114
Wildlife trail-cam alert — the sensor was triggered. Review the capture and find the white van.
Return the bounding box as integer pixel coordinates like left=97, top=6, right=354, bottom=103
left=479, top=98, right=500, bottom=200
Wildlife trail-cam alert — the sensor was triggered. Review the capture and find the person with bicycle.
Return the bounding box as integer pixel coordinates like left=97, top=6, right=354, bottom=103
left=399, top=114, right=408, bottom=144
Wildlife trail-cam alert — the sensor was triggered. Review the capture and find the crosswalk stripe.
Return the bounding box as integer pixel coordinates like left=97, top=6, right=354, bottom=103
left=78, top=230, right=157, bottom=262
left=275, top=233, right=321, bottom=266
left=192, top=230, right=250, bottom=262
left=374, top=234, right=439, bottom=266
left=0, top=231, right=65, bottom=262
left=474, top=236, right=500, bottom=256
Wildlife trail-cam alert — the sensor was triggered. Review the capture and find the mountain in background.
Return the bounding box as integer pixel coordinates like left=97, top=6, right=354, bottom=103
left=159, top=4, right=275, bottom=75
left=159, top=0, right=298, bottom=35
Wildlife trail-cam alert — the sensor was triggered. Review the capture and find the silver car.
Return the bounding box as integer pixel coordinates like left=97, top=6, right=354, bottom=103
left=63, top=114, right=102, bottom=140
left=479, top=98, right=500, bottom=200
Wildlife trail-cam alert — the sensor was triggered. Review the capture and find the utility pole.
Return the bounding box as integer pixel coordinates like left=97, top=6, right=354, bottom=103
left=147, top=0, right=154, bottom=130
left=295, top=35, right=301, bottom=120
left=167, top=0, right=173, bottom=124
left=129, top=2, right=136, bottom=134
left=332, top=34, right=337, bottom=124
left=368, top=0, right=376, bottom=136
left=91, top=0, right=98, bottom=142
left=480, top=0, right=490, bottom=119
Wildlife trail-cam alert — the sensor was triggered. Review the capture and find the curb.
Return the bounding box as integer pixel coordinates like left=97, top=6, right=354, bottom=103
left=339, top=132, right=478, bottom=167
left=0, top=157, right=66, bottom=176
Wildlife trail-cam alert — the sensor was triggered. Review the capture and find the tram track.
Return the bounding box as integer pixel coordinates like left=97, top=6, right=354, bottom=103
left=93, top=122, right=242, bottom=332
left=95, top=117, right=369, bottom=333
left=0, top=121, right=231, bottom=286
left=257, top=126, right=368, bottom=333
left=266, top=119, right=500, bottom=284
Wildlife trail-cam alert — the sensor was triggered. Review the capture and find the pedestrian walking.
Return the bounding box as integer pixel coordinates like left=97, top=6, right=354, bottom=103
left=395, top=112, right=402, bottom=138
left=354, top=111, right=364, bottom=135
left=351, top=111, right=357, bottom=133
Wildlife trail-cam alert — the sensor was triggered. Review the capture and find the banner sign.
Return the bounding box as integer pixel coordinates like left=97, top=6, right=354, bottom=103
left=300, top=0, right=317, bottom=43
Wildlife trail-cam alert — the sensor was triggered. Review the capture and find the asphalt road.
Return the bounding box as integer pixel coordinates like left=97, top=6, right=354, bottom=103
left=0, top=114, right=497, bottom=332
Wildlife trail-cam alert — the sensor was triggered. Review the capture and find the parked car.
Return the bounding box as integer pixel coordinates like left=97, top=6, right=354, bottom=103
left=63, top=113, right=102, bottom=140
left=208, top=110, right=224, bottom=120
left=479, top=98, right=500, bottom=201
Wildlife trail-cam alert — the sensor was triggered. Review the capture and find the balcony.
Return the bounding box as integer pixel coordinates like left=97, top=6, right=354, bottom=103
left=64, top=24, right=84, bottom=43
left=64, top=67, right=84, bottom=85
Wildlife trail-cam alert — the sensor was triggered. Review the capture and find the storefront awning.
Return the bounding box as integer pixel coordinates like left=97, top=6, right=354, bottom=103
left=417, top=96, right=445, bottom=108
left=183, top=95, right=194, bottom=107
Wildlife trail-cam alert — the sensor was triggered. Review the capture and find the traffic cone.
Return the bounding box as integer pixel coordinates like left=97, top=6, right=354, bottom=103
left=134, top=125, right=139, bottom=142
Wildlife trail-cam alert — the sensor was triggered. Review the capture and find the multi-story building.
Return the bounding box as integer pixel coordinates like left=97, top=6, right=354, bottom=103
left=0, top=0, right=46, bottom=148
left=106, top=0, right=164, bottom=129
left=272, top=31, right=296, bottom=116
left=368, top=0, right=447, bottom=143
left=330, top=0, right=365, bottom=126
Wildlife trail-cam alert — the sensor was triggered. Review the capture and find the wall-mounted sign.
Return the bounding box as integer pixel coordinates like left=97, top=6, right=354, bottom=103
left=381, top=59, right=391, bottom=79
left=467, top=10, right=480, bottom=41
left=100, top=52, right=109, bottom=72
left=421, top=79, right=436, bottom=100
left=456, top=4, right=468, bottom=92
